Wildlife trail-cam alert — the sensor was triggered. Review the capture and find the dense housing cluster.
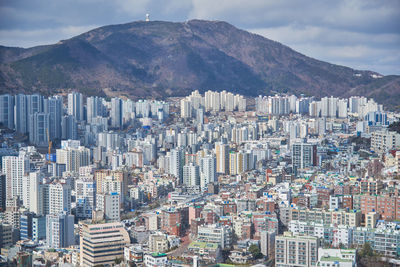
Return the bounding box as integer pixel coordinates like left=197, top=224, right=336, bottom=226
left=0, top=90, right=399, bottom=266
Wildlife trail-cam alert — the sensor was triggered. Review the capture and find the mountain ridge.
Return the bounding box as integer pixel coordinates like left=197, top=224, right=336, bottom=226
left=0, top=19, right=399, bottom=108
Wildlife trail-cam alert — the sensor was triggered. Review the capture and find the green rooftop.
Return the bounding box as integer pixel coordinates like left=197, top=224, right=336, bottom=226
left=151, top=252, right=167, bottom=257
left=320, top=256, right=352, bottom=262
left=188, top=241, right=219, bottom=250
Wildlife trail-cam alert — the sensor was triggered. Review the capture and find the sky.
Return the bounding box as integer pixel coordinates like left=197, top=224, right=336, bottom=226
left=0, top=0, right=399, bottom=75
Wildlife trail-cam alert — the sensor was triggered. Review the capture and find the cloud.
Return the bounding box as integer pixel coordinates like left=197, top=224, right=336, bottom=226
left=0, top=0, right=398, bottom=74
left=250, top=24, right=400, bottom=74
left=0, top=25, right=99, bottom=47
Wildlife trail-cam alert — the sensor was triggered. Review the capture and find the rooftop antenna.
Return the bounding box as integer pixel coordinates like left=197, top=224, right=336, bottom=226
left=146, top=13, right=150, bottom=22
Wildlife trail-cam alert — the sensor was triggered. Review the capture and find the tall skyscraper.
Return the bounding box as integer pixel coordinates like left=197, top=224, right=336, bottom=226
left=68, top=92, right=84, bottom=121
left=86, top=96, right=105, bottom=123
left=111, top=97, right=123, bottom=128
left=15, top=94, right=28, bottom=133
left=45, top=96, right=63, bottom=140
left=170, top=148, right=185, bottom=184
left=29, top=112, right=49, bottom=146
left=200, top=156, right=216, bottom=189
left=27, top=94, right=44, bottom=131
left=0, top=94, right=14, bottom=129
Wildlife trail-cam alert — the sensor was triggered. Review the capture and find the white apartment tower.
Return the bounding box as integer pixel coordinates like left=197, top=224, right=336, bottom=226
left=49, top=182, right=71, bottom=215
left=2, top=152, right=30, bottom=200
left=68, top=92, right=84, bottom=121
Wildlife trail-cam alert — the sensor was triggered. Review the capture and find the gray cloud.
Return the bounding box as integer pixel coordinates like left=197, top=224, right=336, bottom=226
left=0, top=0, right=399, bottom=74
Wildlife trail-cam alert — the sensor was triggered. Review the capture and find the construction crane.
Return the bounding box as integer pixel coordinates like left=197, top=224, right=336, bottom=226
left=46, top=128, right=53, bottom=164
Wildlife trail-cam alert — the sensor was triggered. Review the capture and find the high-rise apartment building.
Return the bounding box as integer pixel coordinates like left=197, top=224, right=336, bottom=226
left=180, top=99, right=192, bottom=118
left=61, top=115, right=78, bottom=140
left=29, top=112, right=49, bottom=146
left=170, top=148, right=185, bottom=184
left=0, top=94, right=14, bottom=129
left=56, top=145, right=91, bottom=173
left=183, top=163, right=200, bottom=187
left=216, top=142, right=229, bottom=174
left=75, top=178, right=96, bottom=219
left=291, top=142, right=317, bottom=170
left=14, top=94, right=28, bottom=133
left=46, top=212, right=75, bottom=248
left=86, top=96, right=105, bottom=123
left=68, top=92, right=84, bottom=121
left=49, top=182, right=71, bottom=215
left=200, top=156, right=216, bottom=189
left=45, top=96, right=63, bottom=140
left=2, top=153, right=29, bottom=200
left=111, top=97, right=123, bottom=128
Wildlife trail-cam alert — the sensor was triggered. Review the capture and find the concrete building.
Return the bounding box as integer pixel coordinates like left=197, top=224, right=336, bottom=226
left=216, top=142, right=229, bottom=174
left=275, top=232, right=319, bottom=267
left=197, top=224, right=232, bottom=249
left=79, top=221, right=130, bottom=267
left=0, top=223, right=13, bottom=248
left=111, top=97, right=123, bottom=128
left=75, top=178, right=96, bottom=219
left=32, top=215, right=46, bottom=242
left=143, top=253, right=168, bottom=267
left=317, top=248, right=356, bottom=267
left=200, top=155, right=216, bottom=189
left=170, top=148, right=184, bottom=184
left=292, top=142, right=317, bottom=170
left=67, top=92, right=83, bottom=121
left=46, top=212, right=75, bottom=248
left=0, top=94, right=14, bottom=129
left=180, top=99, right=192, bottom=118
left=49, top=182, right=71, bottom=215
left=366, top=212, right=378, bottom=228
left=2, top=153, right=29, bottom=200
left=371, top=129, right=400, bottom=153
left=96, top=192, right=120, bottom=221
left=260, top=230, right=276, bottom=259
left=148, top=233, right=169, bottom=253
left=183, top=163, right=200, bottom=187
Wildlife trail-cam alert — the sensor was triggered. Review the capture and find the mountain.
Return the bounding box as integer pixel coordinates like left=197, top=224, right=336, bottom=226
left=0, top=20, right=399, bottom=108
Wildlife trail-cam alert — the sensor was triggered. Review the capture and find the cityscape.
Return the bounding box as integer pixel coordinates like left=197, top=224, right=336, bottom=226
left=0, top=90, right=399, bottom=266
left=0, top=1, right=400, bottom=267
